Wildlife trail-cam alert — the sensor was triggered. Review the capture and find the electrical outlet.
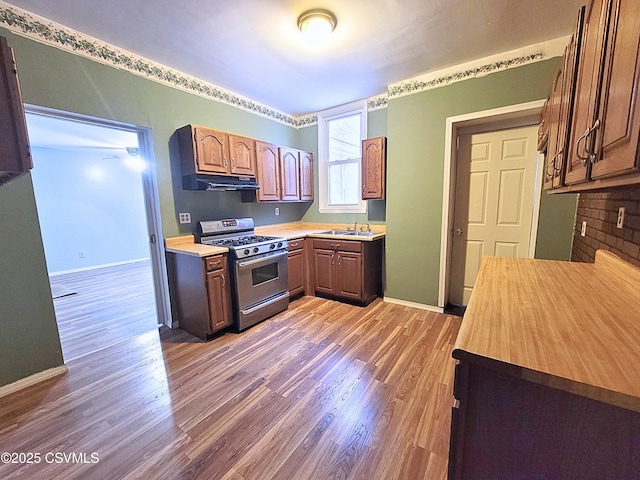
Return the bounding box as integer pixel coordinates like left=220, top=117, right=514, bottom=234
left=79, top=251, right=85, bottom=258
left=581, top=221, right=587, bottom=237
left=617, top=207, right=625, bottom=229
left=275, top=207, right=280, bottom=216
left=179, top=212, right=191, bottom=224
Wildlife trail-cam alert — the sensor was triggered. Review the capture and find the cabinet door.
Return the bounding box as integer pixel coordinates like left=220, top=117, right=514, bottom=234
left=255, top=141, right=281, bottom=201
left=287, top=248, right=305, bottom=297
left=362, top=137, right=386, bottom=199
left=206, top=267, right=232, bottom=332
left=193, top=126, right=229, bottom=174
left=554, top=14, right=583, bottom=189
left=0, top=36, right=31, bottom=186
left=299, top=150, right=314, bottom=201
left=566, top=0, right=609, bottom=185
left=279, top=147, right=300, bottom=201
left=591, top=0, right=640, bottom=180
left=314, top=249, right=335, bottom=295
left=228, top=134, right=256, bottom=177
left=537, top=99, right=550, bottom=152
left=336, top=251, right=363, bottom=301
left=544, top=68, right=564, bottom=190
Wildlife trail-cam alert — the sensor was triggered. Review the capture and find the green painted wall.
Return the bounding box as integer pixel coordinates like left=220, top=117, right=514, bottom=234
left=0, top=29, right=307, bottom=387
left=384, top=58, right=575, bottom=306
left=0, top=175, right=63, bottom=386
left=535, top=191, right=578, bottom=260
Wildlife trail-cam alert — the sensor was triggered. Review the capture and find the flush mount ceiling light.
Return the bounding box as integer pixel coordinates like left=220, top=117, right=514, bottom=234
left=297, top=9, right=337, bottom=41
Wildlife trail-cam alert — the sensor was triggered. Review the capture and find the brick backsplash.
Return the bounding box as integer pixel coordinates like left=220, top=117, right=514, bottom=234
left=572, top=187, right=640, bottom=268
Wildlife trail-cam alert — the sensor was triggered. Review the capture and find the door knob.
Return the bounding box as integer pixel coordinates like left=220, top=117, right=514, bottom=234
left=456, top=228, right=463, bottom=235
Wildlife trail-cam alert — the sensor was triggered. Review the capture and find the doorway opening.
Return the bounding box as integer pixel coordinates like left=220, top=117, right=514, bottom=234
left=439, top=100, right=545, bottom=311
left=25, top=106, right=172, bottom=361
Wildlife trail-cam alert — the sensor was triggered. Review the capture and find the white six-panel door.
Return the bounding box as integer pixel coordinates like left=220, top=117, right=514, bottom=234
left=449, top=125, right=538, bottom=305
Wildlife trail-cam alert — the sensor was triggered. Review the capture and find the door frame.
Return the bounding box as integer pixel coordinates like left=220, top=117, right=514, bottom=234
left=25, top=104, right=173, bottom=328
left=439, top=100, right=545, bottom=308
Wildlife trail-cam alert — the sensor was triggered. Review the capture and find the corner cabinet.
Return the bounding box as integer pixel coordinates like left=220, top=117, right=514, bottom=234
left=362, top=136, right=386, bottom=200
left=299, top=150, right=314, bottom=201
left=312, top=238, right=383, bottom=305
left=168, top=252, right=232, bottom=340
left=251, top=144, right=314, bottom=202
left=0, top=36, right=31, bottom=186
left=177, top=124, right=256, bottom=177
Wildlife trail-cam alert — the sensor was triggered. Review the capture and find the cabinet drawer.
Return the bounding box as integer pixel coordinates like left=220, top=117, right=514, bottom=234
left=287, top=238, right=305, bottom=251
left=205, top=255, right=225, bottom=272
left=312, top=238, right=362, bottom=253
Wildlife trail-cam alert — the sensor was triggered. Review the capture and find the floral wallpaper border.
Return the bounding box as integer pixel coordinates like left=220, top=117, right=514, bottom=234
left=0, top=2, right=320, bottom=127
left=0, top=2, right=558, bottom=127
left=388, top=52, right=546, bottom=98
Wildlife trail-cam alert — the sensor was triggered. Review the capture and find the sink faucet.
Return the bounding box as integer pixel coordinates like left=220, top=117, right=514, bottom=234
left=353, top=221, right=358, bottom=232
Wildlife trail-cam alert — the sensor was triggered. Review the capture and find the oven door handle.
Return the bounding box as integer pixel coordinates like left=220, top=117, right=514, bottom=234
left=236, top=250, right=287, bottom=269
left=240, top=291, right=289, bottom=315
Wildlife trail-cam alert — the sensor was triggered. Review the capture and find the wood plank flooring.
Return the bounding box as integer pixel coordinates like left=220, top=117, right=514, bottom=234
left=0, top=296, right=461, bottom=480
left=50, top=260, right=159, bottom=361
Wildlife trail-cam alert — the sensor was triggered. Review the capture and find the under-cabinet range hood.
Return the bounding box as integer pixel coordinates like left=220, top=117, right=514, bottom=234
left=182, top=174, right=260, bottom=191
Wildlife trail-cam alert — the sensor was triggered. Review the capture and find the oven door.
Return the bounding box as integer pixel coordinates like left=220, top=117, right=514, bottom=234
left=234, top=250, right=288, bottom=310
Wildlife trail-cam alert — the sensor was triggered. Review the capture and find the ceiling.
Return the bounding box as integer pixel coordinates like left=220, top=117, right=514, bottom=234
left=5, top=0, right=585, bottom=116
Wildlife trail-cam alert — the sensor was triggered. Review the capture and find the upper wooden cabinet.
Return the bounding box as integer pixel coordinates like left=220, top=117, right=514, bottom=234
left=0, top=36, right=31, bottom=186
left=279, top=147, right=301, bottom=201
left=255, top=141, right=281, bottom=201
left=252, top=145, right=314, bottom=202
left=299, top=150, right=314, bottom=201
left=543, top=11, right=583, bottom=191
left=362, top=137, right=386, bottom=200
left=177, top=124, right=256, bottom=178
left=228, top=134, right=256, bottom=177
left=549, top=0, right=640, bottom=192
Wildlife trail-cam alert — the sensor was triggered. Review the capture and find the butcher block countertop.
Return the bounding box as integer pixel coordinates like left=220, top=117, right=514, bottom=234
left=454, top=250, right=640, bottom=412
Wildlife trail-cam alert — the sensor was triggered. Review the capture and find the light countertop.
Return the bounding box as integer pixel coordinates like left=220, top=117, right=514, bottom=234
left=165, top=222, right=386, bottom=257
left=454, top=250, right=640, bottom=412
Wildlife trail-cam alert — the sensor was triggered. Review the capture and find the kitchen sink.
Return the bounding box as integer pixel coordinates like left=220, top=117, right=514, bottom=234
left=317, top=230, right=376, bottom=237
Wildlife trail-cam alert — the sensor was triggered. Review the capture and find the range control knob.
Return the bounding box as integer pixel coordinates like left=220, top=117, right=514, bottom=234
left=277, top=242, right=283, bottom=248
left=243, top=249, right=250, bottom=256
left=253, top=247, right=259, bottom=253
left=269, top=244, right=276, bottom=250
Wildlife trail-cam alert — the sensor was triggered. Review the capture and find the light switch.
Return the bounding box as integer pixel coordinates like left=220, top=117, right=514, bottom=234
left=581, top=221, right=587, bottom=237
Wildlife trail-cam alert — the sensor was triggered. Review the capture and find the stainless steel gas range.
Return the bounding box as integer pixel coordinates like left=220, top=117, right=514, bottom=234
left=197, top=218, right=288, bottom=331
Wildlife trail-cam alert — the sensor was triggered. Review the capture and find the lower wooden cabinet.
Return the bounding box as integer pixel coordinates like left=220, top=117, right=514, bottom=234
left=287, top=238, right=306, bottom=298
left=312, top=238, right=382, bottom=305
left=448, top=360, right=640, bottom=480
left=168, top=252, right=232, bottom=340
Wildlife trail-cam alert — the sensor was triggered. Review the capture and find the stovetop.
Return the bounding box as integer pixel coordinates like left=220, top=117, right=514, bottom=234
left=197, top=219, right=287, bottom=259
left=206, top=235, right=280, bottom=248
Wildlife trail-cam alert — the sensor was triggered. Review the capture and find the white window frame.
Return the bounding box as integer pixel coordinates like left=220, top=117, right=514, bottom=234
left=318, top=100, right=368, bottom=214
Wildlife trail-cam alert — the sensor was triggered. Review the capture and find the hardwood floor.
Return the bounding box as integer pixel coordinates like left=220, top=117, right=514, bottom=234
left=50, top=260, right=159, bottom=361
left=0, top=296, right=461, bottom=480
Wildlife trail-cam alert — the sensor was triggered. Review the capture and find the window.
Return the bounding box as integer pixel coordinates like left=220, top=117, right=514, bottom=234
left=318, top=100, right=367, bottom=213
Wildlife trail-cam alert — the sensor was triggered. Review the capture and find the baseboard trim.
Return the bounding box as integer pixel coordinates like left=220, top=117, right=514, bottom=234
left=49, top=258, right=150, bottom=277
left=0, top=365, right=68, bottom=399
left=383, top=297, right=444, bottom=313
